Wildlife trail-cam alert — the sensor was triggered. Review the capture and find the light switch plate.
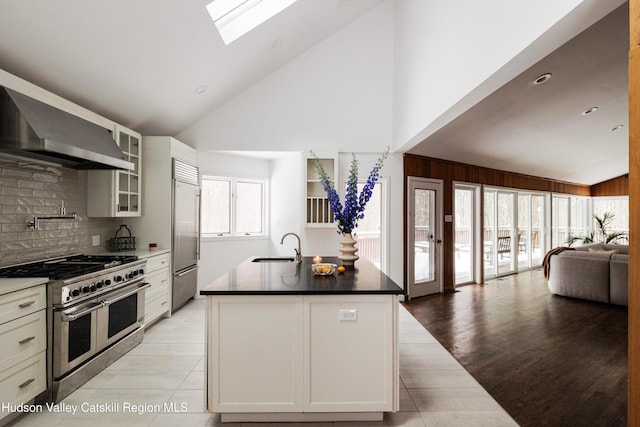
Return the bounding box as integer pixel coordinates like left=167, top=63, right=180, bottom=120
left=338, top=309, right=357, bottom=321
left=92, top=235, right=100, bottom=246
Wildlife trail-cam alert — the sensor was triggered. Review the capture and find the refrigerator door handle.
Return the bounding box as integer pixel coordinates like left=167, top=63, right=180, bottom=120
left=176, top=266, right=198, bottom=277
left=196, top=190, right=201, bottom=261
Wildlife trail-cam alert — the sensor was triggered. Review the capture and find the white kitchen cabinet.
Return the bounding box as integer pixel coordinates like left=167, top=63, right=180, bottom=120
left=141, top=251, right=171, bottom=325
left=208, top=296, right=304, bottom=413
left=0, top=284, right=47, bottom=423
left=87, top=125, right=142, bottom=217
left=304, top=295, right=395, bottom=412
left=206, top=294, right=398, bottom=421
left=305, top=153, right=338, bottom=227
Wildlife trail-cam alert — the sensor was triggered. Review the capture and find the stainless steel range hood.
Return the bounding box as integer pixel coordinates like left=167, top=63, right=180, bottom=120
left=0, top=86, right=134, bottom=170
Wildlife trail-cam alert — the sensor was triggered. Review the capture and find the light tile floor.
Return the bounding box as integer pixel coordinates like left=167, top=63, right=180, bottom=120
left=11, top=299, right=517, bottom=426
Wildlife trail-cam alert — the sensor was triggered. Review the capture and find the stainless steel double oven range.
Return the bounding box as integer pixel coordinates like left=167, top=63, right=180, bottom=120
left=0, top=254, right=149, bottom=402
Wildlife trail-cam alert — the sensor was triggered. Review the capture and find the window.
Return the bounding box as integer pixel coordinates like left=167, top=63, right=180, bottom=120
left=206, top=0, right=300, bottom=45
left=353, top=181, right=384, bottom=269
left=201, top=176, right=267, bottom=237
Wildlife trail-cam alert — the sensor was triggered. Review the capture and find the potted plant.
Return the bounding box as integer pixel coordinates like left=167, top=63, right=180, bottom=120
left=566, top=211, right=628, bottom=246
left=310, top=148, right=389, bottom=265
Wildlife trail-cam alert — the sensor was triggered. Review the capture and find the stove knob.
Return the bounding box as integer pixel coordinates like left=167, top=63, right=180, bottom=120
left=114, top=275, right=123, bottom=283
left=90, top=284, right=97, bottom=292
left=81, top=285, right=91, bottom=294
left=132, top=270, right=139, bottom=277
left=95, top=280, right=104, bottom=289
left=104, top=279, right=111, bottom=286
left=71, top=288, right=80, bottom=297
left=138, top=268, right=145, bottom=275
left=127, top=271, right=135, bottom=279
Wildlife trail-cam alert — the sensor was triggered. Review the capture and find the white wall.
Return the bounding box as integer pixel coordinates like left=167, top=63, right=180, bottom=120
left=270, top=153, right=304, bottom=256
left=177, top=1, right=393, bottom=155
left=197, top=152, right=272, bottom=291
left=392, top=0, right=625, bottom=152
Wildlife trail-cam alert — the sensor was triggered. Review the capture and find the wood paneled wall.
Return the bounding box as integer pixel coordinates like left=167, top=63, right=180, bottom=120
left=629, top=0, right=639, bottom=423
left=590, top=174, right=629, bottom=196
left=403, top=154, right=591, bottom=294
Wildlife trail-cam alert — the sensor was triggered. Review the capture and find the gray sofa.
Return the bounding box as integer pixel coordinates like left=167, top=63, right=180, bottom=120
left=547, top=244, right=628, bottom=306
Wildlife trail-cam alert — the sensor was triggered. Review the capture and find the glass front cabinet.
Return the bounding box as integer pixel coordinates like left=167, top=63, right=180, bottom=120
left=87, top=125, right=142, bottom=218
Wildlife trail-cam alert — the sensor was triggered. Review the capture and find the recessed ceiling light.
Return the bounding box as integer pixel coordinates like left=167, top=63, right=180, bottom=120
left=532, top=73, right=552, bottom=85
left=582, top=107, right=598, bottom=116
left=611, top=124, right=624, bottom=131
left=206, top=0, right=299, bottom=45
left=195, top=86, right=207, bottom=95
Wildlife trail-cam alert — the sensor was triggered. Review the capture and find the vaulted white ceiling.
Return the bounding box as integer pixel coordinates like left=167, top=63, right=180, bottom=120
left=0, top=0, right=629, bottom=185
left=0, top=0, right=384, bottom=136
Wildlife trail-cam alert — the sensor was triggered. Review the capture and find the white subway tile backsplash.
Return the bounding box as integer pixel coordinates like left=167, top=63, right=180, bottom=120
left=0, top=156, right=120, bottom=267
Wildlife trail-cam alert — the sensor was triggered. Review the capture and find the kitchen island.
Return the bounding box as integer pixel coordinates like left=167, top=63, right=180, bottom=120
left=200, top=256, right=403, bottom=423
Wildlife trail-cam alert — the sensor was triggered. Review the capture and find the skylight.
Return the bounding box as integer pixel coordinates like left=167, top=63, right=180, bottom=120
left=206, top=0, right=299, bottom=45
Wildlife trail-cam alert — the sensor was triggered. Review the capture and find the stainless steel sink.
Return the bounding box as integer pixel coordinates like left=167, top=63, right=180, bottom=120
left=252, top=257, right=295, bottom=263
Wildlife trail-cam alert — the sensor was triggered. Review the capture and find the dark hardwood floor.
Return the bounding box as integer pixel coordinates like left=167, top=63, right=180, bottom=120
left=402, top=269, right=628, bottom=427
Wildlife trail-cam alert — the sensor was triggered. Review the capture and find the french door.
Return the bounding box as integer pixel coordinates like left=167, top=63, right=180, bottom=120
left=407, top=178, right=442, bottom=299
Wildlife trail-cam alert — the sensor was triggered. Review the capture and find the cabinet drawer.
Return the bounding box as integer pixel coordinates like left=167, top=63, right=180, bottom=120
left=0, top=310, right=46, bottom=373
left=145, top=292, right=169, bottom=325
left=146, top=269, right=169, bottom=300
left=146, top=253, right=170, bottom=273
left=0, top=352, right=46, bottom=409
left=0, top=286, right=46, bottom=325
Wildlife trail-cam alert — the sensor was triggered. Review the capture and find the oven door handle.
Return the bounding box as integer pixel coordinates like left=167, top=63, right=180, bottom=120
left=61, top=302, right=104, bottom=322
left=101, top=282, right=151, bottom=306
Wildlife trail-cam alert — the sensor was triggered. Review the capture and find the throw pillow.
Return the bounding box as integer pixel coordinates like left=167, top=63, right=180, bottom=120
left=588, top=248, right=619, bottom=254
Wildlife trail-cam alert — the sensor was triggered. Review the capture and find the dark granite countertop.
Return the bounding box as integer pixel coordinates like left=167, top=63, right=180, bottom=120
left=200, top=256, right=403, bottom=295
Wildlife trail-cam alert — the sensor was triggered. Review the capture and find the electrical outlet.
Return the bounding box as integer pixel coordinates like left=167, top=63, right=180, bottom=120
left=338, top=309, right=357, bottom=321
left=92, top=235, right=100, bottom=246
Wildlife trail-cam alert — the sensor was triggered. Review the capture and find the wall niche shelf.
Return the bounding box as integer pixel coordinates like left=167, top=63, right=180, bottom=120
left=305, top=154, right=338, bottom=228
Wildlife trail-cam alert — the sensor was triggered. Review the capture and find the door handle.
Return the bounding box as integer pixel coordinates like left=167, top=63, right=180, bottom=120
left=101, top=283, right=151, bottom=306
left=176, top=266, right=198, bottom=277
left=436, top=239, right=442, bottom=243
left=61, top=302, right=103, bottom=322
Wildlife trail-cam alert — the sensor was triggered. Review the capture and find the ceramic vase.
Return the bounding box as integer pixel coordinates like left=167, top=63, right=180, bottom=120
left=338, top=232, right=359, bottom=266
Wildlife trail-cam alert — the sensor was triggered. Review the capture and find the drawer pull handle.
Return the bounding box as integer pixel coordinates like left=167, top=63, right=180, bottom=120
left=18, top=301, right=36, bottom=308
left=19, top=378, right=35, bottom=388
left=19, top=336, right=36, bottom=344
left=161, top=301, right=167, bottom=305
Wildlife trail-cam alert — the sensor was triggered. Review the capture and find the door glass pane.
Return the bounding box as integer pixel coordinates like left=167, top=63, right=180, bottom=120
left=118, top=193, right=129, bottom=212
left=354, top=182, right=382, bottom=269
left=236, top=181, right=263, bottom=234
left=130, top=195, right=139, bottom=213
left=414, top=189, right=434, bottom=283
left=553, top=196, right=569, bottom=248
left=483, top=190, right=496, bottom=277
left=108, top=294, right=137, bottom=338
left=119, top=172, right=129, bottom=192
left=455, top=188, right=473, bottom=284
left=119, top=131, right=130, bottom=153
left=497, top=192, right=515, bottom=275
left=517, top=194, right=529, bottom=270
left=531, top=195, right=544, bottom=265
left=130, top=136, right=139, bottom=156
left=68, top=314, right=92, bottom=362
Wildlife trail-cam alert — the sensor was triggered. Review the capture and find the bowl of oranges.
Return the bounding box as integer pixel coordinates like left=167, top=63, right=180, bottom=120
left=311, top=263, right=337, bottom=276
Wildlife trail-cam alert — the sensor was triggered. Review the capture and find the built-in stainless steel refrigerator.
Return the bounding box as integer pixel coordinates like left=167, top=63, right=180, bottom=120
left=172, top=159, right=200, bottom=311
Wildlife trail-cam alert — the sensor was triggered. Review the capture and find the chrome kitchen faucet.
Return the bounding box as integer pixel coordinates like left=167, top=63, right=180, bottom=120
left=280, top=233, right=302, bottom=263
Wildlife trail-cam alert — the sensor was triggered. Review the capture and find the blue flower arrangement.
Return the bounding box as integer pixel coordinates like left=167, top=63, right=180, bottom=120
left=310, top=148, right=389, bottom=234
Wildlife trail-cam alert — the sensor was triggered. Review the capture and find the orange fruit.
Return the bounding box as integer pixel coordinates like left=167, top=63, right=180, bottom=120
left=337, top=266, right=346, bottom=273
